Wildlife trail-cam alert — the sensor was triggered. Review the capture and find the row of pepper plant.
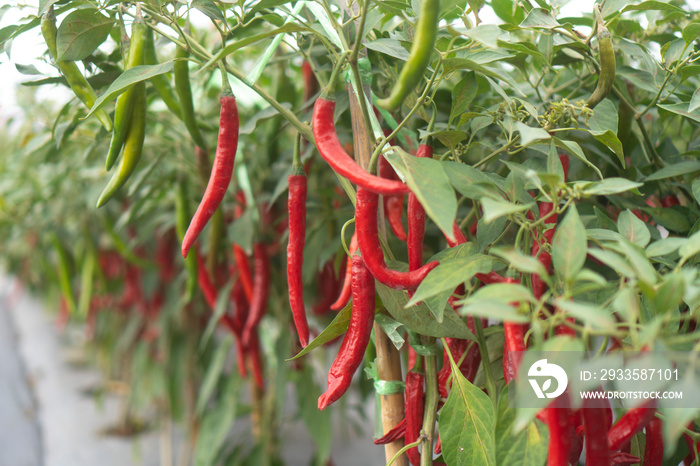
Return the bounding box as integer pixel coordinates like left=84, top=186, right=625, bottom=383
left=2, top=0, right=700, bottom=464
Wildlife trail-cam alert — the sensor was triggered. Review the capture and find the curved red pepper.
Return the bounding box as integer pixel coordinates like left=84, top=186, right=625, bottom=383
left=582, top=393, right=610, bottom=465
left=287, top=171, right=310, bottom=347
left=608, top=401, right=656, bottom=451
left=643, top=417, right=663, bottom=466
left=318, top=255, right=375, bottom=410
left=546, top=395, right=573, bottom=466
left=331, top=233, right=358, bottom=311
left=233, top=244, right=254, bottom=302
left=379, top=155, right=408, bottom=241
left=356, top=187, right=438, bottom=289
left=312, top=98, right=410, bottom=195
left=242, top=243, right=271, bottom=346
left=408, top=144, right=432, bottom=271
left=182, top=93, right=239, bottom=258
left=404, top=370, right=424, bottom=466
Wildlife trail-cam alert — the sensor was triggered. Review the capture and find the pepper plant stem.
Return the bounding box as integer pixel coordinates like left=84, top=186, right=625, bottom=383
left=420, top=336, right=438, bottom=466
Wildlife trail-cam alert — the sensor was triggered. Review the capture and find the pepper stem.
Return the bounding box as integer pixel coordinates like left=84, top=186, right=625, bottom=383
left=291, top=132, right=304, bottom=174
left=321, top=51, right=351, bottom=99
left=219, top=61, right=232, bottom=96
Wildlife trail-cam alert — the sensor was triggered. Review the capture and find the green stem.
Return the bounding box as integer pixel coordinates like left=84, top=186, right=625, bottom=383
left=474, top=317, right=497, bottom=403
left=474, top=137, right=519, bottom=169
left=420, top=336, right=438, bottom=466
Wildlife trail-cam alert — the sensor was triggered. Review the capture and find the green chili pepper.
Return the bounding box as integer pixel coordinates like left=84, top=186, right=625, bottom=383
left=77, top=239, right=96, bottom=316
left=41, top=6, right=113, bottom=132
left=174, top=40, right=208, bottom=151
left=144, top=27, right=182, bottom=117
left=586, top=5, right=615, bottom=109
left=96, top=82, right=146, bottom=208
left=376, top=0, right=440, bottom=111
left=105, top=8, right=147, bottom=171
left=175, top=180, right=198, bottom=301
left=50, top=233, right=76, bottom=314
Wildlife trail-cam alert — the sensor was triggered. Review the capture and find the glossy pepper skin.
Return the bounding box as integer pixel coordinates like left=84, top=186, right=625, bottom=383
left=379, top=155, right=407, bottom=241
left=40, top=6, right=113, bottom=132
left=242, top=243, right=271, bottom=346
left=318, top=255, right=375, bottom=410
left=287, top=167, right=310, bottom=347
left=312, top=98, right=410, bottom=195
left=546, top=395, right=573, bottom=466
left=407, top=145, right=431, bottom=270
left=404, top=370, right=424, bottom=466
left=376, top=0, right=439, bottom=111
left=582, top=394, right=611, bottom=466
left=331, top=233, right=358, bottom=311
left=356, top=187, right=438, bottom=290
left=608, top=401, right=656, bottom=451
left=643, top=417, right=663, bottom=466
left=105, top=9, right=147, bottom=171
left=96, top=82, right=146, bottom=208
left=181, top=92, right=239, bottom=258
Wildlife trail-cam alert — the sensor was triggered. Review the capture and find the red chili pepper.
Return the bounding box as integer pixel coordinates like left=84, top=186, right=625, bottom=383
left=445, top=221, right=468, bottom=247
left=181, top=92, right=239, bottom=258
left=356, top=187, right=438, bottom=290
left=437, top=336, right=480, bottom=398
left=233, top=244, right=254, bottom=302
left=331, top=233, right=359, bottom=311
left=196, top=251, right=218, bottom=309
left=248, top=330, right=265, bottom=390
left=545, top=395, right=573, bottom=466
left=608, top=401, right=656, bottom=451
left=404, top=370, right=424, bottom=466
left=302, top=60, right=319, bottom=103
left=502, top=276, right=528, bottom=384
left=569, top=411, right=584, bottom=466
left=661, top=194, right=680, bottom=207
left=287, top=150, right=310, bottom=347
left=582, top=393, right=610, bottom=465
left=610, top=452, right=642, bottom=465
left=379, top=155, right=408, bottom=241
left=313, top=261, right=342, bottom=315
left=374, top=418, right=407, bottom=445
left=242, top=243, right=271, bottom=346
left=643, top=417, right=663, bottom=466
left=312, top=98, right=410, bottom=195
left=318, top=255, right=375, bottom=410
left=408, top=144, right=431, bottom=270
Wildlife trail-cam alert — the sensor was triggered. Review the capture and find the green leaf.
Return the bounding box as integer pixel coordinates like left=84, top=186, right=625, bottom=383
left=620, top=1, right=688, bottom=14
left=86, top=62, right=174, bottom=118
left=644, top=160, right=700, bottom=181
left=582, top=178, right=643, bottom=196
left=491, top=0, right=525, bottom=24
left=683, top=22, right=700, bottom=44
left=617, top=210, right=651, bottom=248
left=461, top=24, right=503, bottom=49
left=194, top=376, right=239, bottom=466
left=374, top=313, right=405, bottom=350
left=438, top=368, right=496, bottom=466
left=689, top=88, right=700, bottom=113
left=552, top=205, right=587, bottom=281
left=449, top=72, right=477, bottom=126
left=480, top=197, right=532, bottom=224
left=490, top=247, right=550, bottom=285
left=515, top=122, right=551, bottom=146
left=495, top=390, right=548, bottom=466
left=477, top=216, right=507, bottom=251
left=376, top=283, right=474, bottom=340
left=553, top=138, right=603, bottom=179
left=407, top=254, right=492, bottom=307
left=643, top=207, right=691, bottom=233
left=196, top=335, right=233, bottom=415
left=618, top=240, right=658, bottom=286
left=56, top=9, right=114, bottom=62
left=588, top=248, right=635, bottom=278
left=365, top=38, right=410, bottom=61
left=692, top=179, right=700, bottom=204
left=653, top=273, right=685, bottom=314
left=553, top=299, right=616, bottom=330
left=287, top=298, right=379, bottom=360
left=192, top=0, right=225, bottom=21
left=679, top=231, right=700, bottom=261
left=657, top=103, right=700, bottom=124
left=519, top=8, right=560, bottom=29
left=459, top=299, right=529, bottom=323
left=387, top=149, right=457, bottom=242
left=646, top=237, right=687, bottom=257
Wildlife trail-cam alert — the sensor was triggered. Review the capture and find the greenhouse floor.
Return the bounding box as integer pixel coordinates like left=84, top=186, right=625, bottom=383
left=0, top=276, right=385, bottom=466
